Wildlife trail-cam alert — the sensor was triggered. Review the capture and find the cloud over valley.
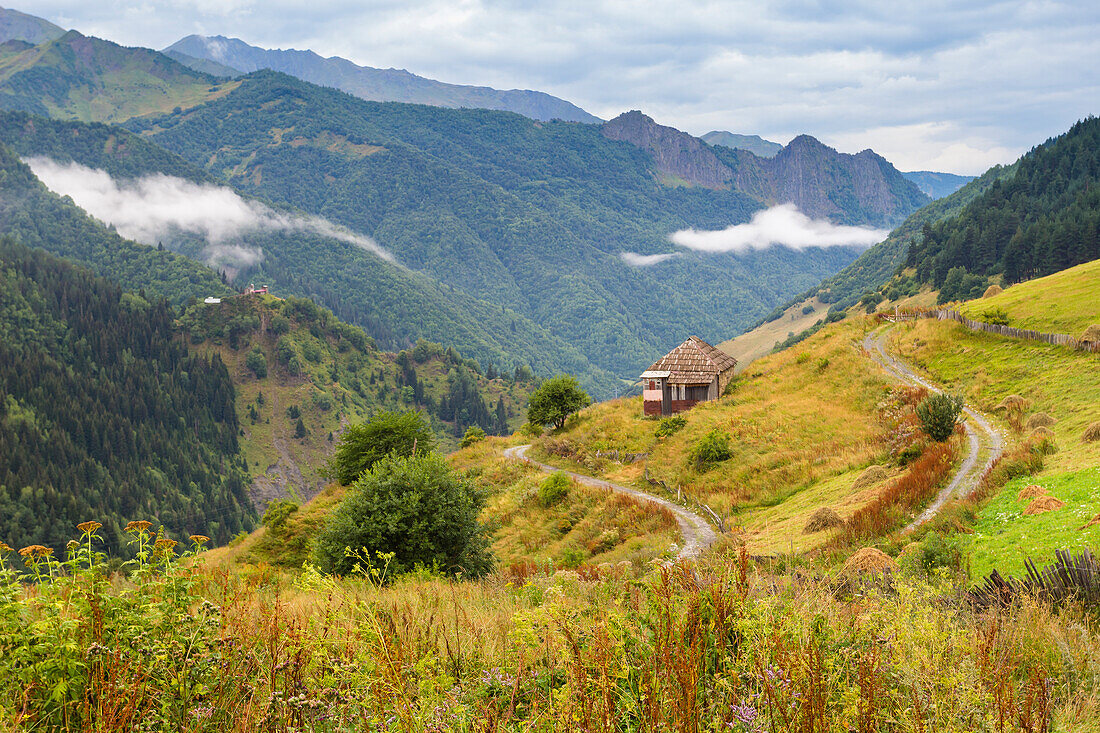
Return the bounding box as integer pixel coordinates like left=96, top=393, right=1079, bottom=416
left=669, top=204, right=888, bottom=254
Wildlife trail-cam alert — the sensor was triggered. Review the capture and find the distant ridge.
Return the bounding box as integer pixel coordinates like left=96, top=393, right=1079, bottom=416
left=702, top=130, right=782, bottom=158
left=164, top=34, right=601, bottom=124
left=902, top=170, right=976, bottom=200
left=0, top=6, right=65, bottom=45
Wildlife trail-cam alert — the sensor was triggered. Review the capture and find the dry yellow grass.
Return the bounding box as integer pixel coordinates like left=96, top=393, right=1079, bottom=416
left=842, top=547, right=896, bottom=574
left=995, top=394, right=1030, bottom=412
left=851, top=465, right=889, bottom=491
left=1085, top=422, right=1100, bottom=442
left=1026, top=412, right=1057, bottom=430
left=1023, top=496, right=1066, bottom=515
left=1079, top=324, right=1100, bottom=343
left=803, top=507, right=843, bottom=533
left=983, top=284, right=1004, bottom=298
left=1017, top=484, right=1048, bottom=502
left=1028, top=426, right=1055, bottom=441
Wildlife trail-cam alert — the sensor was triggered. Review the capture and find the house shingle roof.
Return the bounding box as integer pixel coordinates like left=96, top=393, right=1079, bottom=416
left=643, top=336, right=737, bottom=384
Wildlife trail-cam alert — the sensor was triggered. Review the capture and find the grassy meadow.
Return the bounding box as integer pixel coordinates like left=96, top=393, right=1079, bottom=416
left=4, top=528, right=1100, bottom=732
left=957, top=258, right=1100, bottom=336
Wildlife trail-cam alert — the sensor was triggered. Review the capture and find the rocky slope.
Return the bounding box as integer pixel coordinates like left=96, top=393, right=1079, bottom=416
left=603, top=112, right=928, bottom=227
left=702, top=130, right=782, bottom=157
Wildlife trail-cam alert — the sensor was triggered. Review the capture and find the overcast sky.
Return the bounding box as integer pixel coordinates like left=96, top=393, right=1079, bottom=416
left=25, top=0, right=1100, bottom=174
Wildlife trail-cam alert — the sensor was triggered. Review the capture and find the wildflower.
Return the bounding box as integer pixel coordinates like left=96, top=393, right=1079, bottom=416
left=18, top=545, right=52, bottom=558
left=125, top=520, right=153, bottom=533
left=67, top=540, right=80, bottom=553
left=77, top=520, right=102, bottom=534
left=190, top=704, right=214, bottom=720
left=154, top=537, right=177, bottom=551
left=0, top=541, right=11, bottom=553
left=189, top=534, right=210, bottom=546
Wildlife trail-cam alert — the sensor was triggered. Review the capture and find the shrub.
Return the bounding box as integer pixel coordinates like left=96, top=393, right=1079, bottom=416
left=537, top=471, right=571, bottom=508
left=802, top=305, right=815, bottom=315
left=460, top=426, right=486, bottom=448
left=916, top=392, right=964, bottom=442
left=558, top=546, right=587, bottom=569
left=654, top=415, right=686, bottom=438
left=313, top=453, right=492, bottom=577
left=326, top=410, right=436, bottom=485
left=245, top=347, right=267, bottom=378
left=917, top=531, right=960, bottom=572
left=527, top=374, right=591, bottom=429
left=978, top=307, right=1010, bottom=326
left=286, top=405, right=301, bottom=419
left=690, top=428, right=732, bottom=469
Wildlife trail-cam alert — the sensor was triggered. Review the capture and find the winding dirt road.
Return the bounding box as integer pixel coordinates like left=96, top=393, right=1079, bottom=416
left=503, top=444, right=717, bottom=560
left=863, top=327, right=1005, bottom=531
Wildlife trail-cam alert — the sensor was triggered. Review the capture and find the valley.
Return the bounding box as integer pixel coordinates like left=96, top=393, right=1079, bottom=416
left=0, top=3, right=1098, bottom=730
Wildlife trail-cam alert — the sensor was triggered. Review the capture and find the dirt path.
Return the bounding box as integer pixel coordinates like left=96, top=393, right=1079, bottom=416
left=863, top=327, right=1005, bottom=531
left=503, top=444, right=718, bottom=560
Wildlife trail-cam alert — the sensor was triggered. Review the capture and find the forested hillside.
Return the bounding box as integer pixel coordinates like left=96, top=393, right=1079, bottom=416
left=0, top=240, right=254, bottom=554
left=906, top=117, right=1100, bottom=287
left=180, top=294, right=535, bottom=505
left=126, top=71, right=873, bottom=379
left=0, top=143, right=230, bottom=304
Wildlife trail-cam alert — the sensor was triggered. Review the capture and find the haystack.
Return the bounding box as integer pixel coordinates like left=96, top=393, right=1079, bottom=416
left=1079, top=324, right=1100, bottom=343
left=1084, top=422, right=1100, bottom=443
left=851, top=465, right=889, bottom=491
left=1023, top=496, right=1065, bottom=515
left=803, top=507, right=844, bottom=533
left=995, top=394, right=1030, bottom=412
left=1029, top=426, right=1055, bottom=441
left=982, top=284, right=1004, bottom=298
left=1017, top=484, right=1048, bottom=502
left=842, top=547, right=896, bottom=575
left=1026, top=412, right=1056, bottom=430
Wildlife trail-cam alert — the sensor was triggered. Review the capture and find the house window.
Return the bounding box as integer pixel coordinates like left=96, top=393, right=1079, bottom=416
left=649, top=380, right=655, bottom=391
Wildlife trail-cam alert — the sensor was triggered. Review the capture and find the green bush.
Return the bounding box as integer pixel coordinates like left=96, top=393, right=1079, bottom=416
left=537, top=471, right=571, bottom=508
left=558, top=546, right=587, bottom=569
left=654, top=415, right=687, bottom=438
left=313, top=453, right=493, bottom=577
left=326, top=410, right=436, bottom=485
left=918, top=531, right=960, bottom=572
left=460, top=426, right=486, bottom=448
left=916, top=392, right=964, bottom=442
left=978, top=307, right=1010, bottom=326
left=689, top=428, right=732, bottom=469
left=245, top=347, right=267, bottom=378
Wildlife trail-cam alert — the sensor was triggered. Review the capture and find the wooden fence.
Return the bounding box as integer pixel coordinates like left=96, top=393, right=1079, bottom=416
left=882, top=307, right=1100, bottom=354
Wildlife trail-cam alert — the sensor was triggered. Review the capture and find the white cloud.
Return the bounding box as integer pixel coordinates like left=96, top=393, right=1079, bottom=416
left=620, top=251, right=679, bottom=267
left=669, top=204, right=888, bottom=253
left=25, top=157, right=393, bottom=274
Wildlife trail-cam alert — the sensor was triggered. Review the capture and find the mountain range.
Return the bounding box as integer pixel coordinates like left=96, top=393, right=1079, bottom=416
left=163, top=34, right=602, bottom=124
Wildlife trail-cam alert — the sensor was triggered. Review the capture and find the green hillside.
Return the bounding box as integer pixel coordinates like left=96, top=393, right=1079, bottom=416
left=957, top=258, right=1100, bottom=335
left=126, top=71, right=873, bottom=379
left=0, top=240, right=254, bottom=554
left=180, top=294, right=536, bottom=505
left=0, top=30, right=238, bottom=123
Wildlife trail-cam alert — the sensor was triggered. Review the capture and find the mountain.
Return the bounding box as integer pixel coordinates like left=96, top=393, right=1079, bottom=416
left=0, top=6, right=64, bottom=45
left=702, top=130, right=782, bottom=158
left=0, top=30, right=236, bottom=123
left=0, top=239, right=254, bottom=555
left=163, top=48, right=241, bottom=78
left=604, top=112, right=929, bottom=227
left=0, top=111, right=620, bottom=394
left=164, top=34, right=601, bottom=124
left=905, top=117, right=1100, bottom=287
left=902, top=170, right=975, bottom=199
left=123, top=72, right=877, bottom=384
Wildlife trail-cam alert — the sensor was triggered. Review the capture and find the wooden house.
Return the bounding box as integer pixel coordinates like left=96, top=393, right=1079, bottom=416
left=640, top=336, right=737, bottom=416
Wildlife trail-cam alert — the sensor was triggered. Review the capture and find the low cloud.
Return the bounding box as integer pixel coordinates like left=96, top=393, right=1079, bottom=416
left=669, top=204, right=888, bottom=253
left=25, top=157, right=393, bottom=275
left=620, top=251, right=679, bottom=267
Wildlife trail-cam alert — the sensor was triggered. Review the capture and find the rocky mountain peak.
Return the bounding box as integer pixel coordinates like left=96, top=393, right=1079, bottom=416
left=602, top=110, right=733, bottom=189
